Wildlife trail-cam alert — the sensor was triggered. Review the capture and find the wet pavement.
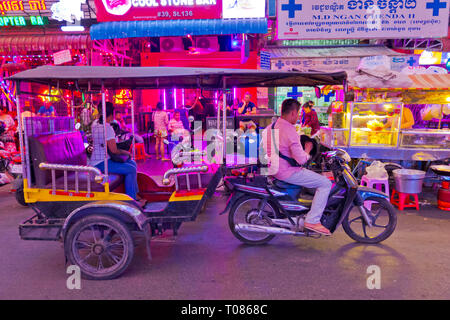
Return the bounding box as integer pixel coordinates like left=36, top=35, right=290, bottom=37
left=0, top=181, right=450, bottom=300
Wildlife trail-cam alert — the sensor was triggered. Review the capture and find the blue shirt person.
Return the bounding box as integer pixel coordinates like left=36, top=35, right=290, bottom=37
left=38, top=103, right=55, bottom=117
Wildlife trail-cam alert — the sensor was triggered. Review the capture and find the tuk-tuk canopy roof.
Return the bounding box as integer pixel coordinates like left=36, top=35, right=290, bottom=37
left=8, top=66, right=347, bottom=91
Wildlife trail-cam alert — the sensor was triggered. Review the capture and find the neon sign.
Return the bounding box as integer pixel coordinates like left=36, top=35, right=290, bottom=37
left=0, top=15, right=47, bottom=26
left=0, top=1, right=47, bottom=15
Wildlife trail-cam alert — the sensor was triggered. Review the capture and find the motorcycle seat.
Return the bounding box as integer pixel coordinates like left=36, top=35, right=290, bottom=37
left=272, top=179, right=313, bottom=206
left=272, top=179, right=302, bottom=190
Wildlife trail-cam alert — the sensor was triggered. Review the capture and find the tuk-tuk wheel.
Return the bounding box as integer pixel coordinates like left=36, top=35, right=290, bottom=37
left=15, top=184, right=27, bottom=207
left=64, top=214, right=134, bottom=280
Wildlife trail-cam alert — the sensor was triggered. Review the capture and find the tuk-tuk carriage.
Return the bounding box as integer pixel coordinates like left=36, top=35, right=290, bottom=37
left=8, top=66, right=347, bottom=279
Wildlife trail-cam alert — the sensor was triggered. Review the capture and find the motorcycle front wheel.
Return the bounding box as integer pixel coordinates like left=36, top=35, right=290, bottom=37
left=342, top=197, right=397, bottom=244
left=228, top=196, right=277, bottom=245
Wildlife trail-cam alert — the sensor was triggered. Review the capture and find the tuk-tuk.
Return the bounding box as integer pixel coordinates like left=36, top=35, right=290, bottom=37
left=8, top=66, right=347, bottom=279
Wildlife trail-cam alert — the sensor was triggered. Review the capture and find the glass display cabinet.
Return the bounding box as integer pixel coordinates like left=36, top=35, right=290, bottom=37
left=348, top=102, right=402, bottom=148
left=400, top=129, right=450, bottom=149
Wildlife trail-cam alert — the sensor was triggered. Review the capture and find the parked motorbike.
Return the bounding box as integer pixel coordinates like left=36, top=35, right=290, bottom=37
left=221, top=149, right=397, bottom=245
left=0, top=127, right=25, bottom=206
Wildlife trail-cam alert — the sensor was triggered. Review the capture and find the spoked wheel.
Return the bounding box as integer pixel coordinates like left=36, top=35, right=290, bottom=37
left=64, top=215, right=134, bottom=280
left=229, top=196, right=277, bottom=245
left=342, top=197, right=397, bottom=244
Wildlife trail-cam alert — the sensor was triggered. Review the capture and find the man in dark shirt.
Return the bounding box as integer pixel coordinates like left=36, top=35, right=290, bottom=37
left=37, top=101, right=55, bottom=117
left=237, top=92, right=257, bottom=133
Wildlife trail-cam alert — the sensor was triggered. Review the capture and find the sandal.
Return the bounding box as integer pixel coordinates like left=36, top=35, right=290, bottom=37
left=304, top=222, right=331, bottom=236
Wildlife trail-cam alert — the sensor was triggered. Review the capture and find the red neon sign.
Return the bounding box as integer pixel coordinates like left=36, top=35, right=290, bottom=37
left=0, top=0, right=46, bottom=15
left=95, top=0, right=221, bottom=22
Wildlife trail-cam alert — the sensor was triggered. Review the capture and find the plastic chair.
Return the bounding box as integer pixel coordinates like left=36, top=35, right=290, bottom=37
left=391, top=189, right=420, bottom=211
left=132, top=143, right=149, bottom=160
left=361, top=175, right=390, bottom=210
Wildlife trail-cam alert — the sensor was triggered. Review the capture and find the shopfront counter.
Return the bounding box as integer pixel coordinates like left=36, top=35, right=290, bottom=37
left=206, top=111, right=276, bottom=131
left=320, top=126, right=450, bottom=160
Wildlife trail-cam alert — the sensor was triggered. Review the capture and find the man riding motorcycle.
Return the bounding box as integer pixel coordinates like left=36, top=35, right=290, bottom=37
left=262, top=98, right=332, bottom=236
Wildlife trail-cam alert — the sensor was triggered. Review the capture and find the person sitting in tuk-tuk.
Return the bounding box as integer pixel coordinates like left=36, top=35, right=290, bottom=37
left=90, top=102, right=139, bottom=200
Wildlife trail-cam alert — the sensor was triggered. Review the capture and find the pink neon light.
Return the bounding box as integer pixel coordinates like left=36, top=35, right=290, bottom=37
left=163, top=89, right=166, bottom=110
left=215, top=91, right=218, bottom=109
left=174, top=88, right=177, bottom=109
left=182, top=89, right=185, bottom=106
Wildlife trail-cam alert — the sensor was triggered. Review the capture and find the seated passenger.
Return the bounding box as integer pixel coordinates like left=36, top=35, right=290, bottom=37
left=169, top=110, right=190, bottom=144
left=238, top=92, right=257, bottom=134
left=90, top=102, right=139, bottom=200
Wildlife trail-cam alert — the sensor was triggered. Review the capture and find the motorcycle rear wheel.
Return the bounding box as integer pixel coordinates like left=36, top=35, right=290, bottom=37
left=228, top=196, right=277, bottom=245
left=342, top=197, right=397, bottom=244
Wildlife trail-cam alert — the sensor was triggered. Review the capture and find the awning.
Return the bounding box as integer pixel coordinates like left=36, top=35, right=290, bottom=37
left=266, top=46, right=404, bottom=59
left=7, top=66, right=347, bottom=91
left=90, top=18, right=268, bottom=40
left=350, top=73, right=450, bottom=90
left=0, top=34, right=92, bottom=54
left=409, top=74, right=450, bottom=90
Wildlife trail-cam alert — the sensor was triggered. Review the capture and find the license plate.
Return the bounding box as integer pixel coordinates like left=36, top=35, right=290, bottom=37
left=10, top=164, right=22, bottom=174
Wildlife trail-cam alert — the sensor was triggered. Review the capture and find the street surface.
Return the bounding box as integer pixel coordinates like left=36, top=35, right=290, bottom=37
left=0, top=184, right=449, bottom=300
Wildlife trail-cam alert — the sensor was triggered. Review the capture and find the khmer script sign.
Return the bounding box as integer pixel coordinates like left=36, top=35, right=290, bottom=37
left=277, top=0, right=449, bottom=40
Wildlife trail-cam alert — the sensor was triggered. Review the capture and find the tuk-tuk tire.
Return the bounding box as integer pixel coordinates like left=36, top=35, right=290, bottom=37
left=15, top=184, right=27, bottom=207
left=64, top=214, right=134, bottom=280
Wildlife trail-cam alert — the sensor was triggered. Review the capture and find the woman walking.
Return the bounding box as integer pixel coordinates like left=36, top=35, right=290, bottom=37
left=152, top=102, right=169, bottom=160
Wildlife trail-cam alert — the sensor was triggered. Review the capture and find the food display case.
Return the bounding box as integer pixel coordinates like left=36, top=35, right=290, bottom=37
left=320, top=102, right=402, bottom=149
left=319, top=102, right=449, bottom=160
left=400, top=129, right=450, bottom=149
left=348, top=102, right=401, bottom=148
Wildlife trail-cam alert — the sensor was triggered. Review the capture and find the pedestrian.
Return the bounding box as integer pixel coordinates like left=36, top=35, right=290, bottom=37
left=152, top=102, right=169, bottom=161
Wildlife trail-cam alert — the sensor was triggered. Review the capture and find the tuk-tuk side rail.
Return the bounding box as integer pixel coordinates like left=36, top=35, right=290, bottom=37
left=38, top=163, right=105, bottom=195
left=162, top=165, right=209, bottom=188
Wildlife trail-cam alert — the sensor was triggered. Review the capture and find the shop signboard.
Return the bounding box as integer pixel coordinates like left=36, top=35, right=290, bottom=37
left=0, top=0, right=47, bottom=14
left=95, top=0, right=265, bottom=22
left=0, top=15, right=47, bottom=26
left=53, top=49, right=72, bottom=65
left=222, top=0, right=265, bottom=18
left=277, top=0, right=449, bottom=40
left=0, top=0, right=49, bottom=27
left=271, top=55, right=419, bottom=72
left=95, top=0, right=222, bottom=21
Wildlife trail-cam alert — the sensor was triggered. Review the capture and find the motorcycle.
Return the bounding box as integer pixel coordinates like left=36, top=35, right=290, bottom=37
left=220, top=149, right=397, bottom=245
left=0, top=124, right=25, bottom=205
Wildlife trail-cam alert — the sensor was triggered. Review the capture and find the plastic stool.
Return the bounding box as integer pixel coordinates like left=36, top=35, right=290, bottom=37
left=361, top=175, right=390, bottom=210
left=132, top=143, right=149, bottom=160
left=391, top=189, right=420, bottom=211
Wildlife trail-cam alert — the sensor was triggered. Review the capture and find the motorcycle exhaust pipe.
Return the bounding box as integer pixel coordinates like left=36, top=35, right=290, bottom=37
left=235, top=223, right=304, bottom=236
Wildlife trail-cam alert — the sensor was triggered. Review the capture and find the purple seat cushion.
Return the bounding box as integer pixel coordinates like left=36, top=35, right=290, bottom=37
left=29, top=131, right=87, bottom=187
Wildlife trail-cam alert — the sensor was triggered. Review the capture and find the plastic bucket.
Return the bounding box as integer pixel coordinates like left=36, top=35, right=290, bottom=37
left=393, top=169, right=426, bottom=194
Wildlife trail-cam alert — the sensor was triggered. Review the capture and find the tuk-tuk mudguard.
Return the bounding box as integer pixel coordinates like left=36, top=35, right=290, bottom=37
left=61, top=201, right=147, bottom=238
